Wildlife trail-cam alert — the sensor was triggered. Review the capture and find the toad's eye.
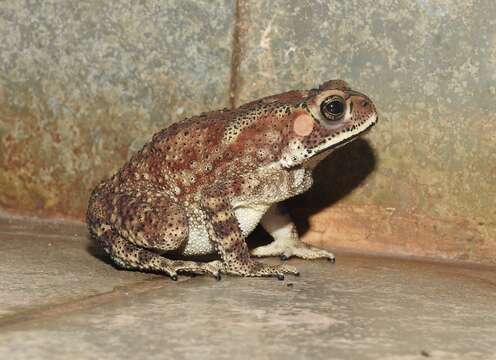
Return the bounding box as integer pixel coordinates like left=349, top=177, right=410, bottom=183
left=320, top=96, right=346, bottom=121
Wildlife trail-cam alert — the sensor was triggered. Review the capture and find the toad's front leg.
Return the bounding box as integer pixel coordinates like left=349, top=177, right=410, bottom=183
left=202, top=196, right=299, bottom=280
left=252, top=203, right=335, bottom=262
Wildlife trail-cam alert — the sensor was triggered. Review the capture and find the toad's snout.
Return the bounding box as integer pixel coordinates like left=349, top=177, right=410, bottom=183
left=350, top=93, right=378, bottom=124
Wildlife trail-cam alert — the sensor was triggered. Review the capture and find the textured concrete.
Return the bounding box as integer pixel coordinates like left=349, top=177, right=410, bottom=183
left=0, top=218, right=496, bottom=360
left=0, top=216, right=154, bottom=318
left=235, top=0, right=496, bottom=264
left=0, top=0, right=235, bottom=217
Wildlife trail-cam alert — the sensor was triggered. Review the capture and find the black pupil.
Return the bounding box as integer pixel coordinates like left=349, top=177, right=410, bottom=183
left=327, top=100, right=343, bottom=115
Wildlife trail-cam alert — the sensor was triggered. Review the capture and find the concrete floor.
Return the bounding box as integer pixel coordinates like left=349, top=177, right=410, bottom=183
left=0, top=216, right=495, bottom=360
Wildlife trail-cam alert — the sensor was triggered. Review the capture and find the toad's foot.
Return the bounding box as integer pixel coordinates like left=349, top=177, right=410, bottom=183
left=258, top=204, right=335, bottom=262
left=222, top=260, right=299, bottom=280
left=252, top=240, right=336, bottom=262
left=180, top=260, right=224, bottom=280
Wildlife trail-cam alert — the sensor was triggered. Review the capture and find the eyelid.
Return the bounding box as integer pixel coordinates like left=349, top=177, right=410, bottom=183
left=329, top=95, right=345, bottom=101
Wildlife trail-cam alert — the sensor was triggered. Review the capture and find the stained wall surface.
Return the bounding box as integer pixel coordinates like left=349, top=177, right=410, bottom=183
left=0, top=1, right=495, bottom=264
left=0, top=0, right=235, bottom=217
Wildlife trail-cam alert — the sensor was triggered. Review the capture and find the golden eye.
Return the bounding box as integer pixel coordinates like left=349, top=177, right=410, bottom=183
left=320, top=96, right=345, bottom=121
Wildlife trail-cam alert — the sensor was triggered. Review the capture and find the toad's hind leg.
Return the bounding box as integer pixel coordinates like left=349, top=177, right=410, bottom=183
left=109, top=234, right=222, bottom=280
left=88, top=192, right=222, bottom=280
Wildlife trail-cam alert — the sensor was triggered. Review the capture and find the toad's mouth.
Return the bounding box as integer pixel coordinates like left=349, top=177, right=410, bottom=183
left=313, top=119, right=377, bottom=157
left=330, top=121, right=375, bottom=150
left=282, top=114, right=377, bottom=170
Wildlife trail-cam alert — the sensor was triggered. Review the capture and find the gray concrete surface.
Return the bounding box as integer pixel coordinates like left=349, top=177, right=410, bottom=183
left=0, top=218, right=495, bottom=359
left=0, top=217, right=155, bottom=318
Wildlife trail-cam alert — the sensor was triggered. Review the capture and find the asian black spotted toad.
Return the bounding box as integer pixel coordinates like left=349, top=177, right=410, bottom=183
left=87, top=80, right=378, bottom=280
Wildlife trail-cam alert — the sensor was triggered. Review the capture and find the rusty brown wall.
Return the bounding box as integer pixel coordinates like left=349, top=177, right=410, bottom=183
left=0, top=1, right=236, bottom=218
left=0, top=1, right=495, bottom=265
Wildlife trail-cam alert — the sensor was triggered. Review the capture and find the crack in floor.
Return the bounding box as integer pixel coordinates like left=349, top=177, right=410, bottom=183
left=0, top=277, right=187, bottom=329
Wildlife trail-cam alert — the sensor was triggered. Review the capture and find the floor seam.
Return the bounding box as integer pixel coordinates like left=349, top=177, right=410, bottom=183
left=0, top=231, right=85, bottom=241
left=0, top=277, right=187, bottom=330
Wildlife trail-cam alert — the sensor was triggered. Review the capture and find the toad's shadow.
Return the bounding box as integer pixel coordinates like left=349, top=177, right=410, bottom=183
left=250, top=138, right=377, bottom=248
left=86, top=241, right=115, bottom=266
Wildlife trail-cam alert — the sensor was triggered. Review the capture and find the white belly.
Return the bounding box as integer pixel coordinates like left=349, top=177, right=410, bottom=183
left=234, top=204, right=270, bottom=236
left=181, top=204, right=270, bottom=256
